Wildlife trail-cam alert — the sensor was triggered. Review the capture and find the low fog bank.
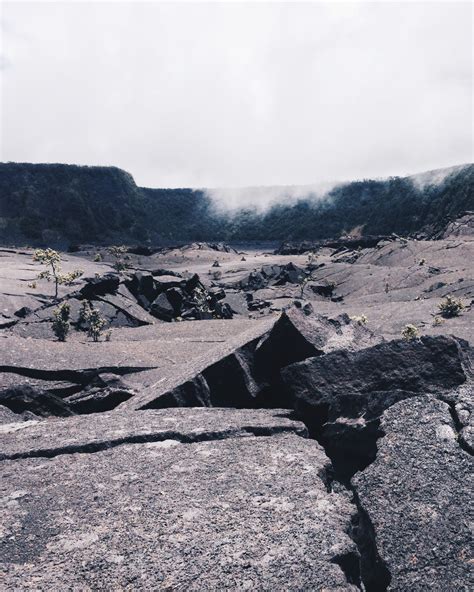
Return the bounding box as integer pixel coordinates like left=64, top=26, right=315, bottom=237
left=204, top=181, right=340, bottom=213
left=204, top=164, right=472, bottom=214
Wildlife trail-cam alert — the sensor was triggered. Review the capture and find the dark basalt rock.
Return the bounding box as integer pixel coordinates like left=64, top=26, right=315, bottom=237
left=150, top=292, right=175, bottom=321
left=309, top=283, right=336, bottom=297
left=283, top=335, right=470, bottom=420
left=253, top=308, right=381, bottom=407
left=281, top=335, right=472, bottom=479
left=0, top=386, right=74, bottom=418
left=125, top=271, right=157, bottom=302
left=66, top=387, right=134, bottom=414
left=0, top=409, right=361, bottom=591
left=79, top=273, right=120, bottom=299
left=238, top=263, right=308, bottom=291
left=13, top=306, right=32, bottom=318
left=208, top=287, right=226, bottom=303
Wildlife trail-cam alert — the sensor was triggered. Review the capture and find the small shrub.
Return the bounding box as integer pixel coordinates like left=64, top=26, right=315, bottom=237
left=33, top=248, right=83, bottom=299
left=299, top=273, right=314, bottom=298
left=79, top=301, right=107, bottom=341
left=433, top=316, right=444, bottom=326
left=107, top=245, right=129, bottom=274
left=350, top=314, right=368, bottom=325
left=418, top=258, right=426, bottom=266
left=87, top=309, right=106, bottom=342
left=105, top=329, right=112, bottom=342
left=61, top=269, right=84, bottom=286
left=438, top=295, right=465, bottom=318
left=401, top=324, right=419, bottom=341
left=93, top=253, right=102, bottom=262
left=52, top=302, right=70, bottom=341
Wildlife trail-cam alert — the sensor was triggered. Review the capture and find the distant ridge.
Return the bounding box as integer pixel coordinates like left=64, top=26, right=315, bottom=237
left=0, top=161, right=472, bottom=245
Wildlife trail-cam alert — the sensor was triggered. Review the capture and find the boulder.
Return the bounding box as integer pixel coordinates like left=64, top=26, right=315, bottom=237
left=281, top=335, right=471, bottom=479
left=125, top=271, right=157, bottom=302
left=255, top=308, right=381, bottom=390
left=150, top=292, right=175, bottom=321
left=79, top=273, right=120, bottom=299
left=154, top=275, right=185, bottom=292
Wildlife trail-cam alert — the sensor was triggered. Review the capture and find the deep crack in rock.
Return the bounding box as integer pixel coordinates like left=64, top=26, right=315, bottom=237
left=0, top=424, right=306, bottom=461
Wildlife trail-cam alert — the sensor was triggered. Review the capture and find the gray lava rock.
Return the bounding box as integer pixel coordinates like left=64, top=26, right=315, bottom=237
left=0, top=409, right=359, bottom=591
left=354, top=396, right=473, bottom=590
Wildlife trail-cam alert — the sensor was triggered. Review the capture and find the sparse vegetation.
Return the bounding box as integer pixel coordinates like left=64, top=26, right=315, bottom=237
left=299, top=273, right=313, bottom=298
left=438, top=295, right=465, bottom=318
left=52, top=302, right=70, bottom=341
left=78, top=300, right=107, bottom=341
left=33, top=248, right=83, bottom=299
left=350, top=314, right=368, bottom=325
left=107, top=245, right=129, bottom=274
left=306, top=251, right=318, bottom=267
left=401, top=324, right=419, bottom=341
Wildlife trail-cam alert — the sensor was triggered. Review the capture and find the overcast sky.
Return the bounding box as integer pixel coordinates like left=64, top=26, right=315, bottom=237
left=1, top=1, right=472, bottom=189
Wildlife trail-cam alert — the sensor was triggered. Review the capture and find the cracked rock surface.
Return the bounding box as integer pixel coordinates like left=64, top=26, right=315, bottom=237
left=1, top=411, right=359, bottom=591
left=1, top=233, right=473, bottom=590
left=354, top=396, right=473, bottom=591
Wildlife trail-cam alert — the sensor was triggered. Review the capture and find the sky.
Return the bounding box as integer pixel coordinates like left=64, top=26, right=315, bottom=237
left=0, top=1, right=472, bottom=191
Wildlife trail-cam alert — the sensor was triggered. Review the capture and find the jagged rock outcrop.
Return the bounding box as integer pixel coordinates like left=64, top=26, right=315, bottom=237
left=281, top=335, right=472, bottom=478
left=236, top=262, right=307, bottom=291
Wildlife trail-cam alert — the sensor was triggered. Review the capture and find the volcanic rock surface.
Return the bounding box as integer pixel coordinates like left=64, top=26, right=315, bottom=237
left=1, top=223, right=473, bottom=590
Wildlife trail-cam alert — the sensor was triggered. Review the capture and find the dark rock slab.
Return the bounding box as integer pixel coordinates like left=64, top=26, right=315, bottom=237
left=150, top=291, right=175, bottom=320
left=257, top=308, right=381, bottom=371
left=281, top=335, right=472, bottom=478
left=253, top=308, right=382, bottom=407
left=124, top=317, right=276, bottom=410
left=283, top=335, right=470, bottom=423
left=0, top=386, right=74, bottom=418
left=0, top=411, right=359, bottom=590
left=222, top=290, right=249, bottom=316
left=79, top=273, right=120, bottom=299
left=97, top=291, right=156, bottom=326
left=354, top=396, right=473, bottom=590
left=124, top=271, right=157, bottom=301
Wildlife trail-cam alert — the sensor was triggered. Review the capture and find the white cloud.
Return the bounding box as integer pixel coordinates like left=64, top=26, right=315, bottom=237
left=1, top=1, right=472, bottom=191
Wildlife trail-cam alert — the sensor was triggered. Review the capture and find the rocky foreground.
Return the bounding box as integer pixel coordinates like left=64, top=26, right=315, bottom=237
left=1, top=229, right=473, bottom=590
